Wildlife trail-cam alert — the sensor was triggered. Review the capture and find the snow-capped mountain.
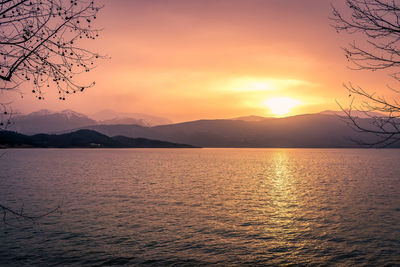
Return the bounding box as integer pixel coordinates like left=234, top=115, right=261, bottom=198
left=7, top=109, right=173, bottom=134
left=91, top=109, right=173, bottom=126
left=9, top=109, right=97, bottom=134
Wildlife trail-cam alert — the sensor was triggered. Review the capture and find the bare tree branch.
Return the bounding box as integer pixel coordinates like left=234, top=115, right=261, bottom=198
left=332, top=0, right=400, bottom=147
left=0, top=201, right=62, bottom=226
left=0, top=0, right=104, bottom=223
left=0, top=0, right=104, bottom=127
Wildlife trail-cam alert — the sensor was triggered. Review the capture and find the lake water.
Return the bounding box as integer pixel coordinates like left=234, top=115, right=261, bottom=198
left=0, top=148, right=399, bottom=266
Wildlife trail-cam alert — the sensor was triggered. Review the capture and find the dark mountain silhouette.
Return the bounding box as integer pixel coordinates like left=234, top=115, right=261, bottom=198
left=231, top=115, right=269, bottom=122
left=319, top=110, right=384, bottom=118
left=67, top=114, right=399, bottom=148
left=0, top=130, right=197, bottom=148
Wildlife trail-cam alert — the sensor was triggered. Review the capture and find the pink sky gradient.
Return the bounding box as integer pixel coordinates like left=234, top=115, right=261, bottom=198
left=5, top=0, right=396, bottom=122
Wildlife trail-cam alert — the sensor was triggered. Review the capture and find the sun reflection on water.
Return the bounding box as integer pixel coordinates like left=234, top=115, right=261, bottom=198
left=1, top=149, right=400, bottom=265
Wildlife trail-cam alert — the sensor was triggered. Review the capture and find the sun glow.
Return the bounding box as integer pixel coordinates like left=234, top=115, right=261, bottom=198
left=227, top=77, right=309, bottom=92
left=264, top=97, right=301, bottom=116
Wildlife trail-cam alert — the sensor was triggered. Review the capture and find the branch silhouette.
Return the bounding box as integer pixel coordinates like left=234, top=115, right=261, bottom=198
left=0, top=0, right=103, bottom=223
left=0, top=201, right=62, bottom=226
left=332, top=0, right=400, bottom=146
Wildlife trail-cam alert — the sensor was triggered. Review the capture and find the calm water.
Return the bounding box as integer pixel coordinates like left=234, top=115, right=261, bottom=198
left=0, top=149, right=400, bottom=266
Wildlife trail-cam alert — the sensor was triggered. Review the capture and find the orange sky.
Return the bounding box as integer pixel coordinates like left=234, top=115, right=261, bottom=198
left=7, top=0, right=397, bottom=122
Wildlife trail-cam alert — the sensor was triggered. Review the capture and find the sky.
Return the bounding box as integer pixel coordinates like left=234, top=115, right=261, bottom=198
left=5, top=0, right=396, bottom=122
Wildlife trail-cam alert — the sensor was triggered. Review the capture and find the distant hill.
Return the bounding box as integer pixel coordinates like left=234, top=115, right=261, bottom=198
left=319, top=110, right=384, bottom=118
left=98, top=117, right=151, bottom=126
left=231, top=115, right=270, bottom=122
left=0, top=130, right=197, bottom=148
left=69, top=114, right=399, bottom=148
left=90, top=109, right=173, bottom=126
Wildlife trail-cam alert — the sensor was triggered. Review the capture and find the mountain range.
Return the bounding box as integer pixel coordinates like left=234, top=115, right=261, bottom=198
left=8, top=109, right=172, bottom=134
left=71, top=114, right=391, bottom=148
left=4, top=109, right=396, bottom=148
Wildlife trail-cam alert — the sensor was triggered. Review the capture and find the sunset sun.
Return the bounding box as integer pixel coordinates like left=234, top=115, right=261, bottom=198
left=264, top=97, right=301, bottom=116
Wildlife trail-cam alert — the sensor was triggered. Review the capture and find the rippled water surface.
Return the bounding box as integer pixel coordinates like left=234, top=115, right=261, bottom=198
left=0, top=148, right=400, bottom=266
